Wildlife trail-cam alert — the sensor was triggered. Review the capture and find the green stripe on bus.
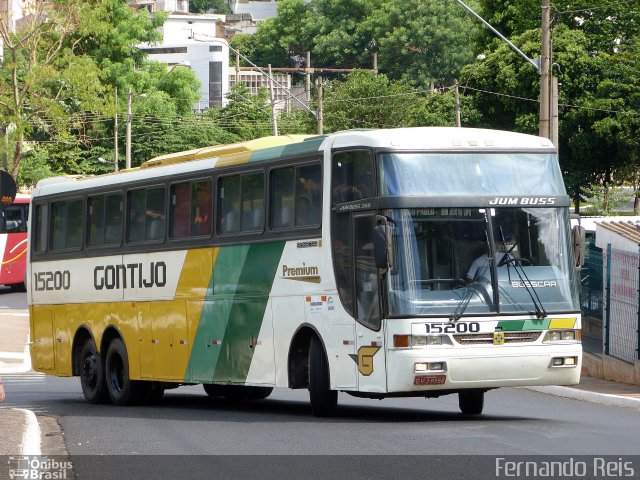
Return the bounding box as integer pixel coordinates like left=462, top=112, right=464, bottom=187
left=213, top=241, right=285, bottom=383
left=186, top=242, right=285, bottom=384
left=497, top=319, right=551, bottom=331
left=186, top=245, right=250, bottom=383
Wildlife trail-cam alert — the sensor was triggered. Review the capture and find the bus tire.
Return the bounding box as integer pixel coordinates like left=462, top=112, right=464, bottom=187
left=247, top=386, right=273, bottom=400
left=80, top=340, right=109, bottom=404
left=458, top=390, right=484, bottom=415
left=145, top=382, right=165, bottom=404
left=308, top=335, right=337, bottom=417
left=203, top=384, right=273, bottom=401
left=105, top=338, right=146, bottom=406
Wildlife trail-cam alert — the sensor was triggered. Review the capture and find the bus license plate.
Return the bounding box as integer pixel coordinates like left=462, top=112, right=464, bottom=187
left=414, top=375, right=446, bottom=385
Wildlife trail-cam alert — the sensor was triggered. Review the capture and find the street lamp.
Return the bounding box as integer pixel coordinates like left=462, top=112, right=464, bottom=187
left=125, top=61, right=191, bottom=169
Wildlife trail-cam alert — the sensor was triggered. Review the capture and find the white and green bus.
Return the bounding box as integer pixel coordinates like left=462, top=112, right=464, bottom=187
left=28, top=127, right=582, bottom=416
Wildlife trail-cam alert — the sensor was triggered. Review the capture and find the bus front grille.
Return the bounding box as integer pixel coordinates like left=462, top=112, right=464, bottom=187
left=453, top=331, right=543, bottom=345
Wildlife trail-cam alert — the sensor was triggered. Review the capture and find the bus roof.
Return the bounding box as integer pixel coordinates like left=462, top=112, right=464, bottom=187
left=32, top=127, right=555, bottom=198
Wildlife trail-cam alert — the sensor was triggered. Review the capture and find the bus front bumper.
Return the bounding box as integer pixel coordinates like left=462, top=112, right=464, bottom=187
left=386, top=344, right=582, bottom=393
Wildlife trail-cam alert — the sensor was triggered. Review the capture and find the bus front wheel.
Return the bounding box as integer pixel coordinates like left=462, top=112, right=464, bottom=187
left=105, top=338, right=147, bottom=406
left=458, top=390, right=484, bottom=415
left=80, top=340, right=109, bottom=404
left=308, top=335, right=337, bottom=417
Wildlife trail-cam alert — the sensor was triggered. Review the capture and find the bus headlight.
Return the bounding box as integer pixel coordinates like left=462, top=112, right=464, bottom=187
left=543, top=330, right=580, bottom=343
left=550, top=356, right=578, bottom=368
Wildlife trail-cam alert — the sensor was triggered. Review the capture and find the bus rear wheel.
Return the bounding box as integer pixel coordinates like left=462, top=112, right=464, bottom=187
left=80, top=340, right=109, bottom=404
left=105, top=338, right=147, bottom=406
left=458, top=390, right=484, bottom=415
left=308, top=335, right=337, bottom=417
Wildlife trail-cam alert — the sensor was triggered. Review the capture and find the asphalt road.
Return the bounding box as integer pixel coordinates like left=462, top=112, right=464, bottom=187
left=3, top=289, right=640, bottom=479
left=2, top=372, right=639, bottom=456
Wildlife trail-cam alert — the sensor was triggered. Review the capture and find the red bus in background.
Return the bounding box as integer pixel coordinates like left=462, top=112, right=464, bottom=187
left=0, top=194, right=29, bottom=291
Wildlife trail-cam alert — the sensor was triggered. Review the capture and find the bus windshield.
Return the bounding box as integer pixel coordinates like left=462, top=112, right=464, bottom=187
left=383, top=206, right=579, bottom=317
left=379, top=152, right=566, bottom=196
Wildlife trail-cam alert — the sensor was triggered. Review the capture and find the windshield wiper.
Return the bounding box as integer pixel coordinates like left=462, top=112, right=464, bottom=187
left=498, top=227, right=547, bottom=319
left=450, top=288, right=475, bottom=322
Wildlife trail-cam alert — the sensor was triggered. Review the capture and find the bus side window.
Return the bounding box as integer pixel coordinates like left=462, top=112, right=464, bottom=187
left=191, top=180, right=212, bottom=237
left=127, top=187, right=166, bottom=243
left=171, top=183, right=191, bottom=238
left=219, top=176, right=241, bottom=234
left=51, top=199, right=83, bottom=251
left=271, top=163, right=321, bottom=229
left=34, top=204, right=48, bottom=254
left=104, top=194, right=123, bottom=245
left=296, top=164, right=322, bottom=227
left=88, top=196, right=106, bottom=246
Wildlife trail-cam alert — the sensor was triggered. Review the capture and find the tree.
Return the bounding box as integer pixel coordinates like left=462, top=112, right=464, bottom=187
left=217, top=83, right=273, bottom=140
left=190, top=0, right=232, bottom=14
left=231, top=0, right=478, bottom=87
left=323, top=70, right=479, bottom=132
left=0, top=0, right=109, bottom=178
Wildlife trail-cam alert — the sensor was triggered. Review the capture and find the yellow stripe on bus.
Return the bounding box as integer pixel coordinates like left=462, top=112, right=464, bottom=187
left=549, top=318, right=576, bottom=329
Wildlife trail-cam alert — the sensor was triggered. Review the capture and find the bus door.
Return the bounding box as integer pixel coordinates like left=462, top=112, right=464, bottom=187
left=353, top=214, right=386, bottom=393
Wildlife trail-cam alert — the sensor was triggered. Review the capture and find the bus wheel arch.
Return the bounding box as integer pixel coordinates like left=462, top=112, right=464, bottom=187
left=287, top=325, right=319, bottom=389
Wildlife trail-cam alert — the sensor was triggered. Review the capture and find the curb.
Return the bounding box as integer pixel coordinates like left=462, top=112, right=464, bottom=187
left=17, top=408, right=42, bottom=455
left=526, top=385, right=640, bottom=410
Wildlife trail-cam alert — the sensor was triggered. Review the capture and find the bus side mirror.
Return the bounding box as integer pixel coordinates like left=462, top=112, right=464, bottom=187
left=373, top=216, right=394, bottom=270
left=572, top=225, right=586, bottom=269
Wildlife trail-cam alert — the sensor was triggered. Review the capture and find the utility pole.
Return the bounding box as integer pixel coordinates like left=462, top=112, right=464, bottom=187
left=316, top=76, right=324, bottom=135
left=235, top=51, right=240, bottom=83
left=454, top=80, right=461, bottom=128
left=539, top=0, right=552, bottom=141
left=551, top=75, right=559, bottom=149
left=126, top=88, right=132, bottom=170
left=268, top=64, right=278, bottom=136
left=305, top=51, right=311, bottom=103
left=114, top=86, right=119, bottom=172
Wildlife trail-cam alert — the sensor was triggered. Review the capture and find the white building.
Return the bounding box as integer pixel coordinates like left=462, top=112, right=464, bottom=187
left=226, top=0, right=278, bottom=20
left=229, top=70, right=308, bottom=113
left=132, top=1, right=231, bottom=109
left=0, top=0, right=24, bottom=58
left=140, top=40, right=230, bottom=108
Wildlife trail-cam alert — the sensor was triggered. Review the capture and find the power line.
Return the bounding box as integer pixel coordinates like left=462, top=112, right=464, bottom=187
left=556, top=0, right=638, bottom=15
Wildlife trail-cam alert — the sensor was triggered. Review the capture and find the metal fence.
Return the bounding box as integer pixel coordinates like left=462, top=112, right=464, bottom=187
left=580, top=244, right=603, bottom=355
left=582, top=244, right=640, bottom=364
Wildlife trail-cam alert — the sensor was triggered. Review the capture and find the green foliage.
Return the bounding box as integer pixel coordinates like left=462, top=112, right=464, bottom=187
left=217, top=83, right=273, bottom=140
left=232, top=0, right=477, bottom=86
left=190, top=0, right=232, bottom=14
left=581, top=184, right=634, bottom=216
left=323, top=70, right=478, bottom=132
left=16, top=150, right=55, bottom=188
